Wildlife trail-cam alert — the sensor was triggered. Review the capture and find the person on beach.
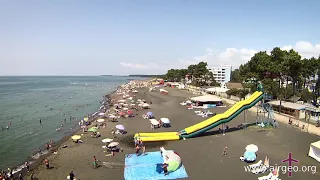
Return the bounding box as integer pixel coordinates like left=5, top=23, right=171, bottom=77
left=69, top=171, right=75, bottom=180
left=44, top=158, right=50, bottom=169
left=19, top=172, right=23, bottom=180
left=25, top=161, right=30, bottom=172
left=93, top=156, right=98, bottom=168
left=222, top=146, right=228, bottom=156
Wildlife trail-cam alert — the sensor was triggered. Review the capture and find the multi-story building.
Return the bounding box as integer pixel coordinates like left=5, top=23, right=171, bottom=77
left=209, top=65, right=232, bottom=83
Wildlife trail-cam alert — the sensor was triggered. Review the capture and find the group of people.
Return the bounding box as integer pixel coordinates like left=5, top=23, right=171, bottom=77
left=134, top=136, right=146, bottom=155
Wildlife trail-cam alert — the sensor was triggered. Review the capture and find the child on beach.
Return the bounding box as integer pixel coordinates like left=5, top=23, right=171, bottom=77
left=222, top=146, right=227, bottom=156
left=93, top=156, right=98, bottom=168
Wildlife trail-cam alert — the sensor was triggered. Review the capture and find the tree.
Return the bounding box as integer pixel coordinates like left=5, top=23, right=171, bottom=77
left=230, top=69, right=242, bottom=83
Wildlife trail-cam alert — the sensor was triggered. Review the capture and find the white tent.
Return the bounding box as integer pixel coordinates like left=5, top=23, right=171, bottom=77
left=190, top=95, right=222, bottom=102
left=206, top=87, right=229, bottom=93
left=308, top=140, right=320, bottom=162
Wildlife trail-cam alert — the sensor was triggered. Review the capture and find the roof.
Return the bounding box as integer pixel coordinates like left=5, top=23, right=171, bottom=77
left=269, top=100, right=307, bottom=110
left=226, top=82, right=243, bottom=89
left=190, top=95, right=222, bottom=102
left=206, top=87, right=229, bottom=93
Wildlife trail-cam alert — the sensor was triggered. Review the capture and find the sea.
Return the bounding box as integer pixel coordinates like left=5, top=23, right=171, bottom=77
left=0, top=76, right=136, bottom=170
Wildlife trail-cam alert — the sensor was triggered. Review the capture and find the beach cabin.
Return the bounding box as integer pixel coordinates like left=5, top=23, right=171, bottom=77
left=190, top=95, right=223, bottom=107
left=269, top=100, right=307, bottom=119
left=305, top=106, right=320, bottom=123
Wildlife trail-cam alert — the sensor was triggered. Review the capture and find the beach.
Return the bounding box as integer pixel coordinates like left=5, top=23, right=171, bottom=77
left=0, top=76, right=132, bottom=177
left=17, top=83, right=319, bottom=180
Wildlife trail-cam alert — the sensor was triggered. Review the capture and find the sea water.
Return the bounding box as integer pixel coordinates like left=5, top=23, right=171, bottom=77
left=0, top=76, right=132, bottom=170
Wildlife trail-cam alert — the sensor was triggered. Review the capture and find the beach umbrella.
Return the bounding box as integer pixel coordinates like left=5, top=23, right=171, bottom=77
left=114, top=104, right=119, bottom=107
left=245, top=144, right=258, bottom=153
left=115, top=125, right=125, bottom=130
left=131, top=100, right=135, bottom=103
left=244, top=151, right=256, bottom=162
left=97, top=119, right=105, bottom=123
left=123, top=107, right=128, bottom=111
left=119, top=112, right=126, bottom=116
left=138, top=104, right=142, bottom=107
left=108, top=142, right=119, bottom=147
left=71, top=135, right=81, bottom=140
left=109, top=114, right=116, bottom=118
left=142, top=103, right=150, bottom=108
left=88, top=127, right=98, bottom=132
left=127, top=110, right=133, bottom=114
left=98, top=112, right=105, bottom=116
left=160, top=118, right=170, bottom=124
left=102, top=138, right=113, bottom=143
left=150, top=119, right=159, bottom=125
left=123, top=104, right=128, bottom=107
left=146, top=112, right=153, bottom=116
left=118, top=100, right=126, bottom=103
left=84, top=117, right=89, bottom=122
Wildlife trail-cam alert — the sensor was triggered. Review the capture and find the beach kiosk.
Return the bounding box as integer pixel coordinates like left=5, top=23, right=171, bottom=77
left=308, top=140, right=320, bottom=162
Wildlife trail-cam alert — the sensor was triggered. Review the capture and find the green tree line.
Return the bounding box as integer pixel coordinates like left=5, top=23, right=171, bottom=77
left=163, top=62, right=219, bottom=87
left=230, top=47, right=320, bottom=102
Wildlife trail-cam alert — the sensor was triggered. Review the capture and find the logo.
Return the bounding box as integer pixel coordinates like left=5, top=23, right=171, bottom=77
left=281, top=152, right=299, bottom=177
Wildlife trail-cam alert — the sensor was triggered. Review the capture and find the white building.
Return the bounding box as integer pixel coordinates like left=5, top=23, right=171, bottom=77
left=210, top=65, right=232, bottom=83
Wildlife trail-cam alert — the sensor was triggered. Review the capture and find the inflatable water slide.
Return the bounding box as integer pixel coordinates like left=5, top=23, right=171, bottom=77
left=135, top=91, right=264, bottom=141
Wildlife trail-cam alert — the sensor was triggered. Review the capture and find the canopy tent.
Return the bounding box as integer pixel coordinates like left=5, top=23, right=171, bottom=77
left=206, top=87, right=229, bottom=93
left=190, top=95, right=222, bottom=102
left=308, top=140, right=320, bottom=162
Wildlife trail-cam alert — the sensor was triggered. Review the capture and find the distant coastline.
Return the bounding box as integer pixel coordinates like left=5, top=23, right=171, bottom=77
left=128, top=74, right=164, bottom=78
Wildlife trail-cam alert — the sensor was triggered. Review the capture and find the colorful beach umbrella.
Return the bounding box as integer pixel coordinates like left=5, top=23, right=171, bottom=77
left=71, top=135, right=81, bottom=140
left=84, top=117, right=89, bottom=122
left=97, top=119, right=105, bottom=123
left=88, top=127, right=98, bottom=132
left=108, top=142, right=119, bottom=147
left=115, top=125, right=125, bottom=130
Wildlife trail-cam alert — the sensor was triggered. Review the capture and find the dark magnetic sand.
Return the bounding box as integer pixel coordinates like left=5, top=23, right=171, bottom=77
left=27, top=87, right=319, bottom=180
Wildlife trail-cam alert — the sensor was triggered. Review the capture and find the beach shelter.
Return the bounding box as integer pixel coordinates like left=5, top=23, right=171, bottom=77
left=244, top=151, right=256, bottom=162
left=160, top=118, right=170, bottom=124
left=190, top=95, right=222, bottom=102
left=84, top=117, right=89, bottom=122
left=246, top=144, right=258, bottom=153
left=142, top=103, right=150, bottom=108
left=308, top=140, right=320, bottom=162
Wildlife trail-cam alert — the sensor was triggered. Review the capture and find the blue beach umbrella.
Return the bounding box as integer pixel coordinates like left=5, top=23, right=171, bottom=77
left=146, top=112, right=153, bottom=116
left=244, top=151, right=256, bottom=162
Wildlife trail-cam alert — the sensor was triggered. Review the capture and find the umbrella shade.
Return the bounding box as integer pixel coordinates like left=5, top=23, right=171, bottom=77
left=119, top=112, right=126, bottom=115
left=244, top=151, right=256, bottom=162
left=97, top=119, right=105, bottom=123
left=88, top=127, right=98, bottom=132
left=118, top=100, right=126, bottom=103
left=98, top=112, right=105, bottom=116
left=115, top=125, right=125, bottom=130
left=108, top=142, right=119, bottom=147
left=142, top=103, right=150, bottom=107
left=71, top=135, right=81, bottom=140
left=246, top=144, right=259, bottom=153
left=84, top=117, right=89, bottom=122
left=150, top=119, right=159, bottom=125
left=123, top=108, right=128, bottom=111
left=146, top=112, right=153, bottom=116
left=127, top=110, right=133, bottom=114
left=102, top=138, right=113, bottom=143
left=109, top=115, right=116, bottom=118
left=160, top=118, right=170, bottom=124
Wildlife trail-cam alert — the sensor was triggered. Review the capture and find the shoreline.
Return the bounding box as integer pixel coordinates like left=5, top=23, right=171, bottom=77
left=4, top=85, right=121, bottom=179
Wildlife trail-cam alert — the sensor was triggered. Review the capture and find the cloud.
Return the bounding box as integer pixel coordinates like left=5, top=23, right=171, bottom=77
left=179, top=41, right=320, bottom=69
left=119, top=62, right=149, bottom=69
left=119, top=41, right=320, bottom=73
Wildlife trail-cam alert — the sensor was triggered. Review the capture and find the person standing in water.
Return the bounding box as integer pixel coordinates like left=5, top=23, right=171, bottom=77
left=39, top=118, right=42, bottom=125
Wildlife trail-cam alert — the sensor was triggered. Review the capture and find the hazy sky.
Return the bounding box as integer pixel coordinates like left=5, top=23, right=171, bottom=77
left=1, top=0, right=320, bottom=76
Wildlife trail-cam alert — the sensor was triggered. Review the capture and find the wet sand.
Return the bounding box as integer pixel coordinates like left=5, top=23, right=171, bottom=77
left=26, top=87, right=319, bottom=180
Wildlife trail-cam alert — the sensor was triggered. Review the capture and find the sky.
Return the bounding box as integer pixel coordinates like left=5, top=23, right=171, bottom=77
left=0, top=0, right=320, bottom=76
